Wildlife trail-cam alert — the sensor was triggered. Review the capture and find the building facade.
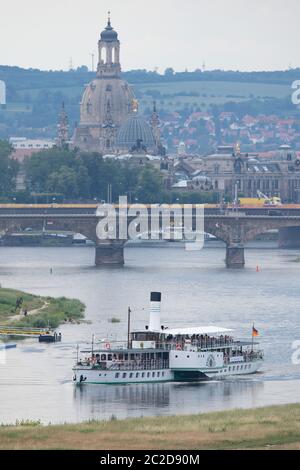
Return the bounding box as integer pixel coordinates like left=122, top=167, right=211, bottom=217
left=170, top=145, right=300, bottom=203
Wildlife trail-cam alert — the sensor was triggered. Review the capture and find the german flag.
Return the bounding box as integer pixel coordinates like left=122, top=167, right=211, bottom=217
left=252, top=325, right=259, bottom=337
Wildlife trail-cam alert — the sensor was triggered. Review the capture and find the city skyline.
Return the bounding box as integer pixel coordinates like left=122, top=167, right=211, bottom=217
left=0, top=0, right=300, bottom=72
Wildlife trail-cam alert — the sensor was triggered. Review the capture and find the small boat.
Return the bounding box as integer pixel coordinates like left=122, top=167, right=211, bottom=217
left=0, top=325, right=62, bottom=343
left=73, top=293, right=263, bottom=385
left=39, top=331, right=62, bottom=343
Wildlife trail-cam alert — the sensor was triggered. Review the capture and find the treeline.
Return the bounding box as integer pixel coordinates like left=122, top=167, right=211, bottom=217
left=0, top=141, right=218, bottom=204
left=24, top=148, right=218, bottom=203
left=1, top=65, right=300, bottom=92
left=24, top=148, right=168, bottom=203
left=211, top=96, right=298, bottom=119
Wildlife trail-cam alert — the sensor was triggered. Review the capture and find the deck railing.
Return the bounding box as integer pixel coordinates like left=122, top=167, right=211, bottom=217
left=154, top=339, right=236, bottom=351
left=75, top=360, right=170, bottom=371
left=108, top=360, right=169, bottom=371
left=223, top=351, right=264, bottom=364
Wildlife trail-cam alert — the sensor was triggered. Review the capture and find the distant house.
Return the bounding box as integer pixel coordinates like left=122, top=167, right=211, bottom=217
left=9, top=137, right=55, bottom=162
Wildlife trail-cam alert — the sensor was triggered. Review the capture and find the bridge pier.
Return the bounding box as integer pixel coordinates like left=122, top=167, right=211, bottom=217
left=226, top=244, right=245, bottom=269
left=95, top=241, right=125, bottom=266
left=278, top=227, right=300, bottom=248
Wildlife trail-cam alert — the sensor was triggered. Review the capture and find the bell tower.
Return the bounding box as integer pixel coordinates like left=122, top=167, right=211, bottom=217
left=97, top=12, right=121, bottom=78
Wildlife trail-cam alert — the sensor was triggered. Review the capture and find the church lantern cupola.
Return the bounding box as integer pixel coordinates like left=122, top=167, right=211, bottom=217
left=97, top=12, right=121, bottom=78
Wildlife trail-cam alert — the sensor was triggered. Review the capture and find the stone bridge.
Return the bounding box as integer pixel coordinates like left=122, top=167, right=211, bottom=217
left=205, top=215, right=300, bottom=268
left=1, top=211, right=300, bottom=268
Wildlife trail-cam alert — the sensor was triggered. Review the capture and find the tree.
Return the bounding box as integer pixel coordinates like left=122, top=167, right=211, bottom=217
left=25, top=148, right=76, bottom=191
left=0, top=140, right=19, bottom=196
left=47, top=166, right=78, bottom=197
left=77, top=165, right=91, bottom=198
left=137, top=166, right=164, bottom=203
left=164, top=67, right=174, bottom=77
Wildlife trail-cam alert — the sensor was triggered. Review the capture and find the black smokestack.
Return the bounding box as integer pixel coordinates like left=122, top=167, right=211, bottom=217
left=150, top=292, right=161, bottom=302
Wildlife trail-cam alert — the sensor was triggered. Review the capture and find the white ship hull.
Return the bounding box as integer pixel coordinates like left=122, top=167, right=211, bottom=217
left=73, top=367, right=173, bottom=385
left=73, top=359, right=262, bottom=385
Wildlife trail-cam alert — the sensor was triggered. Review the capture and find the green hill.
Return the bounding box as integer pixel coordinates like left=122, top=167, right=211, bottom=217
left=0, top=66, right=298, bottom=138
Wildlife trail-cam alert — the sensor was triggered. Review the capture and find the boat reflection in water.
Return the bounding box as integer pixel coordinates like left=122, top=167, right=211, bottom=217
left=73, top=379, right=264, bottom=421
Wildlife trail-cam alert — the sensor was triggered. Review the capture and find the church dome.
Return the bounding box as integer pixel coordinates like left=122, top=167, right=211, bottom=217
left=100, top=20, right=118, bottom=42
left=79, top=78, right=134, bottom=127
left=117, top=113, right=155, bottom=150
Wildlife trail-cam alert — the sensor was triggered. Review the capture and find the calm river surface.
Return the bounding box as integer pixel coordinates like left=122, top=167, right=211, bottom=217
left=0, top=241, right=300, bottom=424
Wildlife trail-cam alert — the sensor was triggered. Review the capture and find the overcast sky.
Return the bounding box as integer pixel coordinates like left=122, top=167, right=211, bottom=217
left=1, top=0, right=299, bottom=72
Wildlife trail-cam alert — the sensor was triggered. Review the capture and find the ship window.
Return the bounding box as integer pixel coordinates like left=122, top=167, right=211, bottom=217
left=187, top=355, right=190, bottom=358
left=98, top=374, right=101, bottom=376
left=101, top=354, right=106, bottom=361
left=107, top=354, right=112, bottom=361
left=115, top=373, right=119, bottom=378
left=232, top=366, right=235, bottom=371
left=175, top=355, right=178, bottom=358
left=147, top=372, right=150, bottom=378
left=224, top=370, right=227, bottom=373
left=122, top=373, right=126, bottom=378
left=229, top=367, right=231, bottom=371
left=142, top=372, right=145, bottom=378
left=162, top=372, right=165, bottom=377
left=240, top=365, right=243, bottom=370
left=136, top=373, right=139, bottom=378
left=152, top=372, right=155, bottom=377
left=157, top=372, right=160, bottom=377
left=129, top=373, right=133, bottom=378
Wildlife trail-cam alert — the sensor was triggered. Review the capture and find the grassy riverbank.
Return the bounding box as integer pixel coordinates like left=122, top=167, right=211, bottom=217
left=0, top=404, right=300, bottom=450
left=0, top=287, right=85, bottom=328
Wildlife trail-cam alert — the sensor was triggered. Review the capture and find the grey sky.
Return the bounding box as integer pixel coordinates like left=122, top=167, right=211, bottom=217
left=1, top=0, right=299, bottom=72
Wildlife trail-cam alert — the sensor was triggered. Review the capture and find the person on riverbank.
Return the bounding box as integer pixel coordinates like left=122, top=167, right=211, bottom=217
left=15, top=296, right=23, bottom=312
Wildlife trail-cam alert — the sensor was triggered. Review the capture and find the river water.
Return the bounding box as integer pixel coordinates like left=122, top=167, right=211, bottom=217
left=0, top=241, right=300, bottom=424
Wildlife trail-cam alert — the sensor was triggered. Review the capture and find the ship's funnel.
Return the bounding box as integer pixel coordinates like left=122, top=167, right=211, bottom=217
left=149, top=292, right=162, bottom=332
